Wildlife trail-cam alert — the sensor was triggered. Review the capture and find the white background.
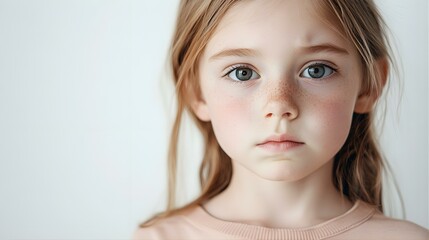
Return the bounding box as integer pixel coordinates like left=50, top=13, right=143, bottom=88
left=0, top=0, right=427, bottom=239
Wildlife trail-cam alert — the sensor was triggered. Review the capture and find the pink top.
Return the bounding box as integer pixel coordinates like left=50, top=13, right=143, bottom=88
left=133, top=200, right=428, bottom=240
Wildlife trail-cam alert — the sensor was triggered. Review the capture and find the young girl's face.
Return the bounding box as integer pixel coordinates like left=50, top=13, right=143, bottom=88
left=194, top=0, right=364, bottom=181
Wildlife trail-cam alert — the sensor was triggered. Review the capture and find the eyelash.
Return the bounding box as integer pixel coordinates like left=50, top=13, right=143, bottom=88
left=222, top=64, right=258, bottom=83
left=222, top=62, right=338, bottom=83
left=300, top=62, right=338, bottom=79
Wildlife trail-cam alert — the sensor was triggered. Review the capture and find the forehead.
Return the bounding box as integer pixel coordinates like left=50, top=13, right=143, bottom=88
left=204, top=0, right=352, bottom=57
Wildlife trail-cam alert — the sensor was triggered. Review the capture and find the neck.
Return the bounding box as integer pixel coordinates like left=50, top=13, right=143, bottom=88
left=202, top=159, right=353, bottom=228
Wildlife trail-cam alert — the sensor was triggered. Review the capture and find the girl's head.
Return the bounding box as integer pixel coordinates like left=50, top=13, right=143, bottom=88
left=156, top=0, right=391, bottom=223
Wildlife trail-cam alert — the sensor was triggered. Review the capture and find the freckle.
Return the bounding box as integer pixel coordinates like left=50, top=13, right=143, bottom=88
left=258, top=81, right=305, bottom=102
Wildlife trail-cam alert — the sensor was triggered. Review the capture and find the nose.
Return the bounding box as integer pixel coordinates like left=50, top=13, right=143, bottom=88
left=263, top=83, right=299, bottom=121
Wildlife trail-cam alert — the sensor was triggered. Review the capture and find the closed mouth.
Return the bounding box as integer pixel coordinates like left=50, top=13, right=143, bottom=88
left=257, top=140, right=304, bottom=152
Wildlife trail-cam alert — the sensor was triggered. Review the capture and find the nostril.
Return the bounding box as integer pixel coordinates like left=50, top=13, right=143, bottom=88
left=265, top=112, right=297, bottom=119
left=282, top=112, right=291, bottom=118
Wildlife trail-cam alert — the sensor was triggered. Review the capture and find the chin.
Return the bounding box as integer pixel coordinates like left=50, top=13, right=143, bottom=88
left=253, top=164, right=309, bottom=182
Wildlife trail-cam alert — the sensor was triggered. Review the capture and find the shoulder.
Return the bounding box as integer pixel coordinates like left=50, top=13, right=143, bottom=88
left=132, top=206, right=235, bottom=240
left=132, top=213, right=191, bottom=240
left=368, top=213, right=428, bottom=239
left=350, top=211, right=429, bottom=240
left=332, top=201, right=428, bottom=240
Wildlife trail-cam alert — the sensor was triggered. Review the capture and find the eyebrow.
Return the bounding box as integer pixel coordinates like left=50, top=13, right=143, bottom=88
left=301, top=43, right=350, bottom=55
left=209, top=48, right=261, bottom=61
left=209, top=43, right=349, bottom=61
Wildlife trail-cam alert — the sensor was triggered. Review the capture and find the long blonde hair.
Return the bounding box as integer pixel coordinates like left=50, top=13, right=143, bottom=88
left=140, top=0, right=394, bottom=227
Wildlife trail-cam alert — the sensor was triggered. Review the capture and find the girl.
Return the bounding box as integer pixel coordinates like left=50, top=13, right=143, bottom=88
left=135, top=0, right=428, bottom=239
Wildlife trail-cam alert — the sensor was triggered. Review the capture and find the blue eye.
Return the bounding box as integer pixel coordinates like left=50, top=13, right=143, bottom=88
left=227, top=67, right=260, bottom=81
left=300, top=64, right=335, bottom=79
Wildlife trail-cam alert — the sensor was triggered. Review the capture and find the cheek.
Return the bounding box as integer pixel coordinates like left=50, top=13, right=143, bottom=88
left=307, top=95, right=355, bottom=151
left=302, top=77, right=360, bottom=147
left=207, top=94, right=252, bottom=153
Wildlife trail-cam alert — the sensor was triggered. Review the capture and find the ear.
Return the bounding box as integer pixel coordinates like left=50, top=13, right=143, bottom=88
left=354, top=57, right=389, bottom=113
left=191, top=98, right=211, bottom=122
left=187, top=82, right=211, bottom=122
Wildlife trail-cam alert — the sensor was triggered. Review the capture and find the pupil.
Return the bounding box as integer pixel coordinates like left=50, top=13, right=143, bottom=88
left=309, top=66, right=324, bottom=78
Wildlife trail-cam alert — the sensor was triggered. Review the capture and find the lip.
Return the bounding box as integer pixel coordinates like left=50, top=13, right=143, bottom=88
left=257, top=134, right=304, bottom=152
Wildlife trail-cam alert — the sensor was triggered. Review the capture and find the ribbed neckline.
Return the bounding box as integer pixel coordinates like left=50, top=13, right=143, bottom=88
left=185, top=200, right=376, bottom=240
